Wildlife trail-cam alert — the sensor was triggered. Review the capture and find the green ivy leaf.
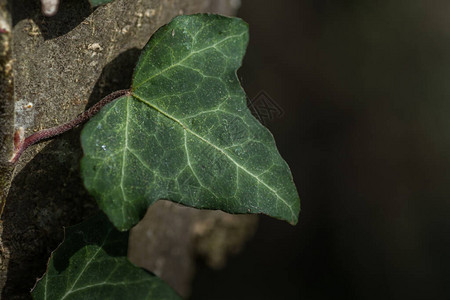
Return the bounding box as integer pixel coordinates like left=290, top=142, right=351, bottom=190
left=32, top=214, right=180, bottom=300
left=89, top=0, right=114, bottom=7
left=81, top=14, right=300, bottom=231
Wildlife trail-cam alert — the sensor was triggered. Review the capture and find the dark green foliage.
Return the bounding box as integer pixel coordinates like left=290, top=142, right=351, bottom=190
left=80, top=14, right=300, bottom=231
left=89, top=0, right=115, bottom=7
left=32, top=214, right=181, bottom=300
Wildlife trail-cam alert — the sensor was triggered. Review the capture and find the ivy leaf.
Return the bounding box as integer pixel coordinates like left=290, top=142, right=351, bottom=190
left=89, top=0, right=114, bottom=7
left=32, top=214, right=180, bottom=300
left=81, top=14, right=300, bottom=231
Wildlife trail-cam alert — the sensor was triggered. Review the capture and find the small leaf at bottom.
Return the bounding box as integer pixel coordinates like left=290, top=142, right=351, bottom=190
left=32, top=214, right=180, bottom=300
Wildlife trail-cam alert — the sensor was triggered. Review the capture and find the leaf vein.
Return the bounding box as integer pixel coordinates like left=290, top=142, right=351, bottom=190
left=133, top=94, right=295, bottom=217
left=60, top=229, right=113, bottom=299
left=133, top=32, right=246, bottom=89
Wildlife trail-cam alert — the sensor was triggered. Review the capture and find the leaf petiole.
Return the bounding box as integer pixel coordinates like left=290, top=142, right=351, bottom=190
left=9, top=89, right=131, bottom=164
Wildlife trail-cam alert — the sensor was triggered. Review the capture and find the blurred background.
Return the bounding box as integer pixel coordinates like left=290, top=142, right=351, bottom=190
left=191, top=0, right=450, bottom=299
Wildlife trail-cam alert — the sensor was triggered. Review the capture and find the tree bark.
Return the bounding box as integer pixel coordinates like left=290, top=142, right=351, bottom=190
left=0, top=0, right=256, bottom=299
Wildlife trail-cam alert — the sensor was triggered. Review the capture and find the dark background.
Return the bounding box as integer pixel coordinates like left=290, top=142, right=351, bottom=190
left=192, top=0, right=450, bottom=299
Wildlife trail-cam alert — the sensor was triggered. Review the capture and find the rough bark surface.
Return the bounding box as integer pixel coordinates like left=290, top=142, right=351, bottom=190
left=0, top=0, right=256, bottom=299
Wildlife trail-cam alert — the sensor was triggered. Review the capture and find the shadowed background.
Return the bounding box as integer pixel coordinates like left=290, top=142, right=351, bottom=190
left=191, top=0, right=450, bottom=299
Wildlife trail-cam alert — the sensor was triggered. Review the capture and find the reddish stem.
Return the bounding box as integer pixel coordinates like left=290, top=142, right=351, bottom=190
left=10, top=89, right=131, bottom=164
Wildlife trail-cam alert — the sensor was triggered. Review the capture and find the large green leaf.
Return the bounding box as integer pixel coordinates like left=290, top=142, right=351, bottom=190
left=32, top=214, right=180, bottom=300
left=81, top=14, right=300, bottom=231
